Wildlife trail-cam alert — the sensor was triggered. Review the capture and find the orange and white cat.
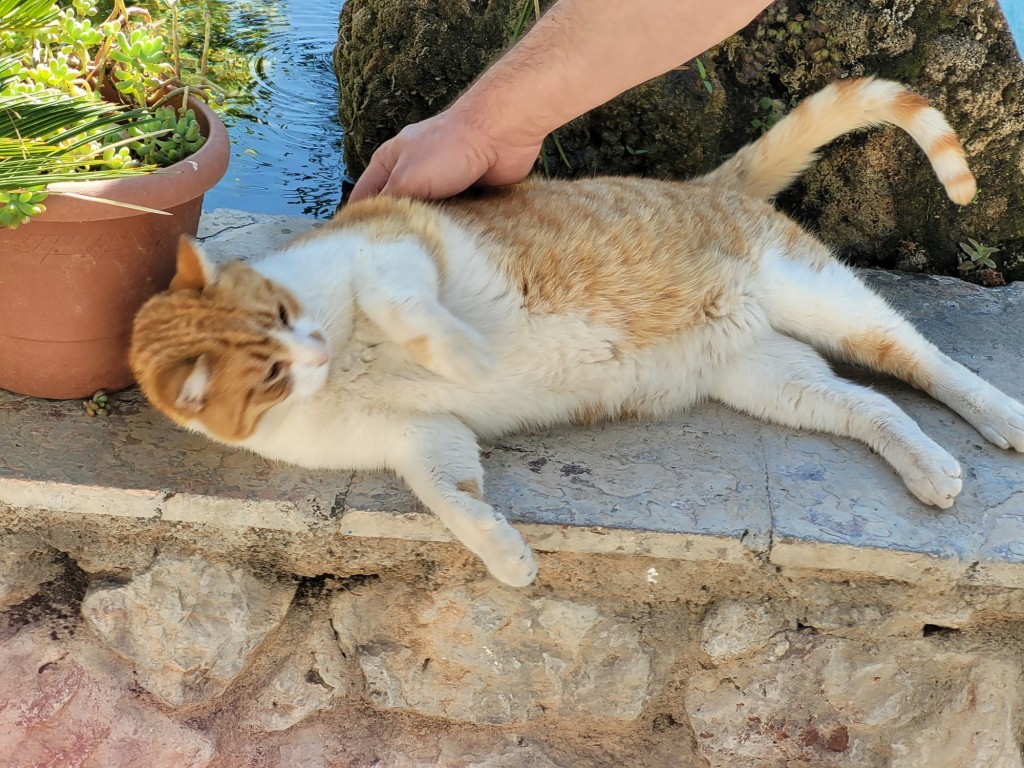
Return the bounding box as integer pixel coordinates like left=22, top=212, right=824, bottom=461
left=131, top=78, right=1023, bottom=587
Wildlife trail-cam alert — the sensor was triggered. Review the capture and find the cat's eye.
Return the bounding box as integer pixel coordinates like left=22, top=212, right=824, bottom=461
left=277, top=303, right=291, bottom=327
left=265, top=361, right=283, bottom=383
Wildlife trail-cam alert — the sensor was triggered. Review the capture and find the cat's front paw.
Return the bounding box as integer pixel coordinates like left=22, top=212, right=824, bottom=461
left=406, top=322, right=495, bottom=386
left=479, top=528, right=538, bottom=587
left=463, top=508, right=538, bottom=587
left=901, top=449, right=963, bottom=509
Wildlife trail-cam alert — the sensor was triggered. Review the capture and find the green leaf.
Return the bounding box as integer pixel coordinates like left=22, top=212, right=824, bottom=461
left=0, top=0, right=61, bottom=34
left=0, top=92, right=161, bottom=192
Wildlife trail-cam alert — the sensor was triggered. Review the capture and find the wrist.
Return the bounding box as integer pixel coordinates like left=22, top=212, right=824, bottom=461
left=450, top=77, right=553, bottom=151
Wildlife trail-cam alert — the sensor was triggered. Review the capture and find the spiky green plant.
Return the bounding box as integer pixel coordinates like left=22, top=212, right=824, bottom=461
left=0, top=90, right=161, bottom=225
left=0, top=0, right=61, bottom=33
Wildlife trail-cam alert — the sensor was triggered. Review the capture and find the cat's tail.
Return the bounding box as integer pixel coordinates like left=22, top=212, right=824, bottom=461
left=696, top=77, right=976, bottom=205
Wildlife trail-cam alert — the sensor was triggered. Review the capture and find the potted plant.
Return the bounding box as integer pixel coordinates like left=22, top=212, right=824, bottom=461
left=0, top=0, right=229, bottom=399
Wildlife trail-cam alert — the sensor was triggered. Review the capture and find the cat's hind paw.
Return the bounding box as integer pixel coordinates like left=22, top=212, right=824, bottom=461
left=971, top=392, right=1024, bottom=452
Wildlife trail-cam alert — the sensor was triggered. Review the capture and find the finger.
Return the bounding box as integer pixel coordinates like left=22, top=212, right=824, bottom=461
left=349, top=146, right=396, bottom=203
left=380, top=157, right=434, bottom=200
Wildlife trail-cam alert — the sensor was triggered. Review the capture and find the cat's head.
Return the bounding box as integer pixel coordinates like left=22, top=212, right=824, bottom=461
left=130, top=237, right=330, bottom=443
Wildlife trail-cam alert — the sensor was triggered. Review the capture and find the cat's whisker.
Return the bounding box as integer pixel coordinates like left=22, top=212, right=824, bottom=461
left=316, top=292, right=359, bottom=329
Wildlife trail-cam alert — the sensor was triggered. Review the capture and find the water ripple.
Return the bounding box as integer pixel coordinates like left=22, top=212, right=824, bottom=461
left=203, top=1, right=348, bottom=219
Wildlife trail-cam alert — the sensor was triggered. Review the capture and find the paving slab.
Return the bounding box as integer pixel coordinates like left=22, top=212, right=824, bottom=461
left=1, top=209, right=1022, bottom=587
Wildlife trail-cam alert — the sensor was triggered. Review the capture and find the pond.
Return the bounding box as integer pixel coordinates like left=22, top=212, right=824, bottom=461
left=183, top=0, right=349, bottom=218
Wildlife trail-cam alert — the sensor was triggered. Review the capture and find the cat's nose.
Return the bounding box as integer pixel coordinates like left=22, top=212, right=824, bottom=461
left=304, top=344, right=330, bottom=368
left=291, top=336, right=329, bottom=367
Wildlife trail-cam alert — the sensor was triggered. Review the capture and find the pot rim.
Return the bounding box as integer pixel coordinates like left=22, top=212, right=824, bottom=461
left=32, top=97, right=230, bottom=222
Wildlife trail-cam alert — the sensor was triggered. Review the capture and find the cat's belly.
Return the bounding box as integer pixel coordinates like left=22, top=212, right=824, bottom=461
left=452, top=306, right=770, bottom=436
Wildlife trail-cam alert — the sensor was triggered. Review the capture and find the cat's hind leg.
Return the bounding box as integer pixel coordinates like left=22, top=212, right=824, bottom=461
left=388, top=416, right=537, bottom=586
left=761, top=238, right=1024, bottom=452
left=710, top=332, right=963, bottom=507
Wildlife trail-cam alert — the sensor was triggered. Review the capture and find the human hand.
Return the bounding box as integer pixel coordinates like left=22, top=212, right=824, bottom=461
left=347, top=103, right=543, bottom=203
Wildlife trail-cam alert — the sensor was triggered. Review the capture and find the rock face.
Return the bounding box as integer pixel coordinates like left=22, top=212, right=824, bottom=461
left=686, top=631, right=1023, bottom=768
left=1, top=536, right=1024, bottom=766
left=334, top=0, right=1024, bottom=281
left=244, top=612, right=351, bottom=731
left=81, top=554, right=296, bottom=707
left=698, top=599, right=794, bottom=662
left=330, top=583, right=658, bottom=724
left=0, top=533, right=60, bottom=609
left=0, top=627, right=215, bottom=768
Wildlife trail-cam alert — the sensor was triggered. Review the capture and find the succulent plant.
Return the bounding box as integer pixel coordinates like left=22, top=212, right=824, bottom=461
left=83, top=389, right=112, bottom=417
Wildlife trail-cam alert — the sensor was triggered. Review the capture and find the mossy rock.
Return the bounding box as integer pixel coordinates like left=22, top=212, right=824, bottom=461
left=335, top=0, right=1024, bottom=281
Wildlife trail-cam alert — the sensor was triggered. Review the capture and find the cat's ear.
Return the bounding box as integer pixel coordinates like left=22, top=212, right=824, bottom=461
left=173, top=355, right=211, bottom=413
left=170, top=236, right=216, bottom=293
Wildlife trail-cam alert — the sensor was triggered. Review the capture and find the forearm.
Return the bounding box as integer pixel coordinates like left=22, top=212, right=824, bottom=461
left=348, top=0, right=775, bottom=201
left=456, top=0, right=772, bottom=142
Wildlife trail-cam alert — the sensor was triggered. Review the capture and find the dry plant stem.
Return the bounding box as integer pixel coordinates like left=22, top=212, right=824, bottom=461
left=125, top=7, right=152, bottom=24
left=108, top=0, right=128, bottom=19
left=200, top=13, right=211, bottom=77
left=170, top=4, right=181, bottom=79
left=89, top=0, right=128, bottom=85
left=150, top=81, right=219, bottom=109
left=85, top=40, right=111, bottom=85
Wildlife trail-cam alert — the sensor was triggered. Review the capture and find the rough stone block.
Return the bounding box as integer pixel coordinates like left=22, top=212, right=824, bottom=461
left=686, top=632, right=1023, bottom=768
left=888, top=657, right=1021, bottom=767
left=81, top=554, right=297, bottom=707
left=699, top=600, right=795, bottom=662
left=0, top=627, right=214, bottom=767
left=245, top=613, right=352, bottom=731
left=332, top=583, right=659, bottom=724
left=0, top=533, right=60, bottom=609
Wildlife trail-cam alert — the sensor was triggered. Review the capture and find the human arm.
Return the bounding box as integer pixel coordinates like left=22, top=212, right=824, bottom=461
left=348, top=0, right=773, bottom=202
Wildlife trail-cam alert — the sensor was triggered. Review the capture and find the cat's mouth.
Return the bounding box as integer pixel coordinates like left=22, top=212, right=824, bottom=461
left=285, top=330, right=331, bottom=399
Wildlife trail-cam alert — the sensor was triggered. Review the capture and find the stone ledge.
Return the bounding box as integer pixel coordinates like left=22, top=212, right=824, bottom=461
left=1, top=208, right=1022, bottom=589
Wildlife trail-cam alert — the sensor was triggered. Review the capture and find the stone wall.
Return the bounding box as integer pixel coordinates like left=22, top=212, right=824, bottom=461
left=334, top=0, right=1024, bottom=282
left=3, top=523, right=1023, bottom=767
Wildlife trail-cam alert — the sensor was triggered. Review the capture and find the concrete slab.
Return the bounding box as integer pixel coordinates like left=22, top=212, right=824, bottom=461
left=1, top=209, right=1022, bottom=587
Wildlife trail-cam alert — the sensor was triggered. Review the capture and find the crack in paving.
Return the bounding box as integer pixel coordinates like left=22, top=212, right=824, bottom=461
left=761, top=433, right=776, bottom=560
left=153, top=489, right=177, bottom=520
left=330, top=473, right=356, bottom=519
left=197, top=218, right=259, bottom=242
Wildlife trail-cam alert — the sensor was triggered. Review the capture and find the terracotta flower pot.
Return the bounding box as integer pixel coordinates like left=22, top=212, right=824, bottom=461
left=0, top=98, right=229, bottom=399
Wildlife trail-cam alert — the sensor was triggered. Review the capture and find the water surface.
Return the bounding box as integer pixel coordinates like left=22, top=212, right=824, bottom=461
left=194, top=0, right=348, bottom=217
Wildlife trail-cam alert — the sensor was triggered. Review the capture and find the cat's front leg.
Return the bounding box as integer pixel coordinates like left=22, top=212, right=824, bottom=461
left=355, top=240, right=493, bottom=385
left=388, top=416, right=537, bottom=587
